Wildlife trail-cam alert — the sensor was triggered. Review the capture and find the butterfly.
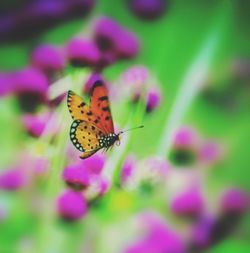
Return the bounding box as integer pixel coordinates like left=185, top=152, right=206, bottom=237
left=67, top=80, right=143, bottom=159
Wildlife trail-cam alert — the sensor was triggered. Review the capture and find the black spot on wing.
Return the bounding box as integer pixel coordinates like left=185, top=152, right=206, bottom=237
left=102, top=106, right=110, bottom=111
left=98, top=96, right=108, bottom=101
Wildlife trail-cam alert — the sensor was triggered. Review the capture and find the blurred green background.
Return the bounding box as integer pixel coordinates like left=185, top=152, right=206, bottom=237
left=0, top=0, right=249, bottom=253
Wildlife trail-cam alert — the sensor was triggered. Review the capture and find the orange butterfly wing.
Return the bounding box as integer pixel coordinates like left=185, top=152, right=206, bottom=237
left=90, top=81, right=114, bottom=134
left=70, top=119, right=105, bottom=159
left=67, top=90, right=90, bottom=121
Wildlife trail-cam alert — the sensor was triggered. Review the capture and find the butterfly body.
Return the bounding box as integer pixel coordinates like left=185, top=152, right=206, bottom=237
left=67, top=80, right=119, bottom=159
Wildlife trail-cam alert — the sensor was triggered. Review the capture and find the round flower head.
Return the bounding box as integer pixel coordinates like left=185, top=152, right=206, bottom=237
left=127, top=0, right=168, bottom=21
left=57, top=190, right=88, bottom=221
left=127, top=211, right=186, bottom=253
left=190, top=214, right=216, bottom=250
left=173, top=127, right=198, bottom=148
left=66, top=37, right=101, bottom=67
left=22, top=113, right=50, bottom=137
left=146, top=87, right=161, bottom=113
left=63, top=162, right=91, bottom=191
left=170, top=127, right=198, bottom=166
left=94, top=17, right=139, bottom=59
left=220, top=188, right=249, bottom=215
left=81, top=153, right=106, bottom=174
left=31, top=44, right=65, bottom=74
left=123, top=65, right=149, bottom=86
left=170, top=187, right=204, bottom=217
left=0, top=168, right=25, bottom=191
left=115, top=29, right=139, bottom=59
left=11, top=67, right=48, bottom=112
left=199, top=141, right=221, bottom=164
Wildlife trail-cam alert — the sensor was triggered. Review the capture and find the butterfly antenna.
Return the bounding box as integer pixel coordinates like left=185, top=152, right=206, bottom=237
left=119, top=125, right=144, bottom=134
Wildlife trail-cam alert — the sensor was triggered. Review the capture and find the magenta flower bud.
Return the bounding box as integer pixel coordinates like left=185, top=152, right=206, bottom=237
left=31, top=44, right=66, bottom=74
left=173, top=127, right=197, bottom=148
left=66, top=37, right=101, bottom=67
left=21, top=113, right=49, bottom=137
left=121, top=156, right=136, bottom=186
left=0, top=169, right=25, bottom=191
left=11, top=67, right=48, bottom=112
left=94, top=17, right=122, bottom=51
left=57, top=190, right=88, bottom=221
left=221, top=188, right=249, bottom=215
left=81, top=153, right=106, bottom=174
left=190, top=214, right=216, bottom=249
left=171, top=187, right=204, bottom=217
left=122, top=65, right=149, bottom=85
left=127, top=0, right=168, bottom=21
left=199, top=141, right=221, bottom=164
left=146, top=87, right=161, bottom=112
left=126, top=212, right=186, bottom=253
left=0, top=73, right=13, bottom=97
left=63, top=163, right=91, bottom=190
left=115, top=30, right=139, bottom=59
left=94, top=17, right=139, bottom=59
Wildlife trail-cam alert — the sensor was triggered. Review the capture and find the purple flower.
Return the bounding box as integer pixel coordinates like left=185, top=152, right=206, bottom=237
left=146, top=87, right=161, bottom=112
left=0, top=168, right=25, bottom=191
left=57, top=190, right=88, bottom=221
left=122, top=65, right=149, bottom=85
left=11, top=67, right=49, bottom=112
left=126, top=212, right=186, bottom=253
left=81, top=153, right=106, bottom=174
left=94, top=17, right=139, bottom=59
left=170, top=187, right=204, bottom=217
left=30, top=44, right=66, bottom=74
left=115, top=30, right=139, bottom=59
left=121, top=156, right=136, bottom=186
left=127, top=0, right=168, bottom=21
left=220, top=188, right=249, bottom=214
left=173, top=127, right=198, bottom=148
left=190, top=214, right=216, bottom=250
left=199, top=141, right=221, bottom=164
left=0, top=73, right=13, bottom=97
left=63, top=162, right=91, bottom=190
left=22, top=113, right=49, bottom=137
left=65, top=37, right=101, bottom=67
